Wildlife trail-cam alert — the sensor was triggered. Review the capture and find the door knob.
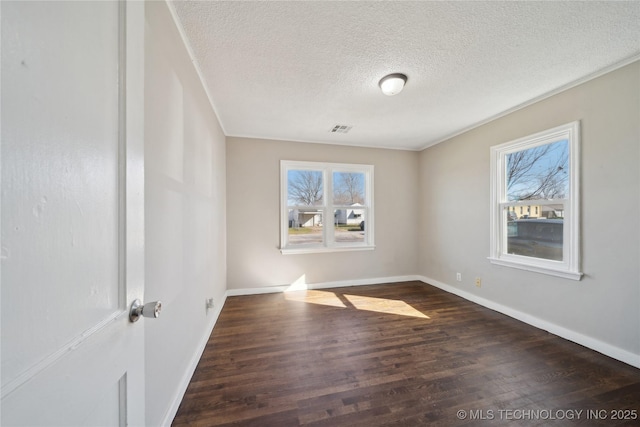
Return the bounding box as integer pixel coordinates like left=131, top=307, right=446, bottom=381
left=129, top=299, right=162, bottom=322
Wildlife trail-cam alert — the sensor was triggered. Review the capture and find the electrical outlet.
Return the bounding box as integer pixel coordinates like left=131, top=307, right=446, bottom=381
left=206, top=298, right=214, bottom=309
left=475, top=277, right=482, bottom=288
left=456, top=273, right=462, bottom=282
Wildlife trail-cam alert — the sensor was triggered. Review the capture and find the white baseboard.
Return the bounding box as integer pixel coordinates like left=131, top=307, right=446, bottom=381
left=227, top=285, right=289, bottom=296
left=162, top=292, right=228, bottom=427
left=417, top=275, right=640, bottom=369
left=226, top=275, right=422, bottom=296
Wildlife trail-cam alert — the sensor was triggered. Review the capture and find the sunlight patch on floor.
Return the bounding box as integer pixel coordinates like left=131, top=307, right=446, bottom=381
left=284, top=288, right=429, bottom=318
left=344, top=294, right=430, bottom=318
left=284, top=290, right=347, bottom=308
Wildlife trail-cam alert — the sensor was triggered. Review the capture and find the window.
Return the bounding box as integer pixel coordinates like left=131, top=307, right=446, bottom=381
left=281, top=160, right=374, bottom=254
left=489, top=121, right=582, bottom=280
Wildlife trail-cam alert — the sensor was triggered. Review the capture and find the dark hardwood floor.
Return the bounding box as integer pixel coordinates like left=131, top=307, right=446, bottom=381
left=172, top=281, right=640, bottom=426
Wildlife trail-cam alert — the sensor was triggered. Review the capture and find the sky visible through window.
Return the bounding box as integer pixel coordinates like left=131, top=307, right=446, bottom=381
left=506, top=139, right=568, bottom=202
left=287, top=170, right=323, bottom=206
left=332, top=171, right=365, bottom=205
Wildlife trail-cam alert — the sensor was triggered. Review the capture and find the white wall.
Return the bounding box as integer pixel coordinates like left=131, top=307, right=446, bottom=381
left=418, top=61, right=640, bottom=365
left=144, top=2, right=227, bottom=425
left=226, top=137, right=419, bottom=291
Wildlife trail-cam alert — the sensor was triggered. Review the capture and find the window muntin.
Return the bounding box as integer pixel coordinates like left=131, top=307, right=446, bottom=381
left=281, top=161, right=373, bottom=254
left=489, top=122, right=581, bottom=280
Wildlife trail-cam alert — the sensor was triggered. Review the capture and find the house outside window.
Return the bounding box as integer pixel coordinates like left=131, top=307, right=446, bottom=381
left=489, top=121, right=582, bottom=280
left=281, top=160, right=374, bottom=254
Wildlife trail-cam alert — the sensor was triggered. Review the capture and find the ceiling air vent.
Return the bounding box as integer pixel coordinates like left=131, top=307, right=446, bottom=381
left=329, top=124, right=352, bottom=134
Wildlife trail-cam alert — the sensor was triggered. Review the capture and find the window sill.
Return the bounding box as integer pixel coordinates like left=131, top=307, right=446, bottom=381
left=281, top=245, right=375, bottom=255
left=488, top=257, right=583, bottom=281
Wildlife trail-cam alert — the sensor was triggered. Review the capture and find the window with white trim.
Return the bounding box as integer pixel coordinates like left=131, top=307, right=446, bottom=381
left=281, top=161, right=374, bottom=254
left=489, top=121, right=582, bottom=280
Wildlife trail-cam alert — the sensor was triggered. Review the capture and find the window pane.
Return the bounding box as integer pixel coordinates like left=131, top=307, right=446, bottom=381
left=334, top=209, right=365, bottom=244
left=333, top=171, right=365, bottom=205
left=288, top=170, right=323, bottom=206
left=506, top=139, right=569, bottom=201
left=506, top=210, right=564, bottom=261
left=287, top=209, right=323, bottom=245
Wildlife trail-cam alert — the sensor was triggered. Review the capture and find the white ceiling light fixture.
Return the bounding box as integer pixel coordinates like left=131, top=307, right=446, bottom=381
left=379, top=73, right=408, bottom=96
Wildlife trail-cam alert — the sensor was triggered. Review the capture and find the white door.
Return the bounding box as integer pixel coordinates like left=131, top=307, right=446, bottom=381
left=1, top=1, right=147, bottom=425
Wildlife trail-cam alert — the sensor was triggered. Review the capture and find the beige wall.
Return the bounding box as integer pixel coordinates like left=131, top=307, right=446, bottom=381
left=418, top=61, right=640, bottom=360
left=226, top=138, right=419, bottom=290
left=144, top=2, right=227, bottom=425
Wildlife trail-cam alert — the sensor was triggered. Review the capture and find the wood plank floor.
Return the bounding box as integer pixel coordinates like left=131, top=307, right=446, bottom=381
left=172, top=281, right=640, bottom=426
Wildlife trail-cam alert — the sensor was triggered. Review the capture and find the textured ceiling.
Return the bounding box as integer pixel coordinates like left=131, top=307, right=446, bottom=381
left=170, top=1, right=640, bottom=151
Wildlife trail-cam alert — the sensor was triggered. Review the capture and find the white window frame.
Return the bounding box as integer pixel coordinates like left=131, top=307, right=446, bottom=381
left=280, top=160, right=374, bottom=254
left=489, top=121, right=582, bottom=280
